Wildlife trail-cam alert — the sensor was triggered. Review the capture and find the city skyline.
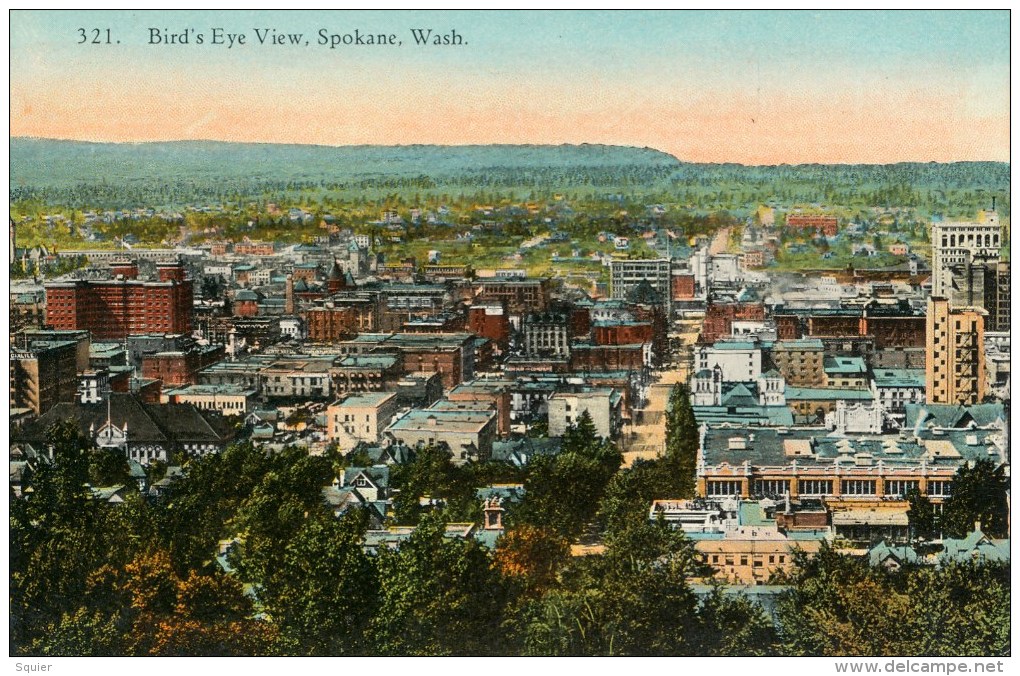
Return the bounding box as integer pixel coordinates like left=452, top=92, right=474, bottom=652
left=10, top=9, right=1010, bottom=165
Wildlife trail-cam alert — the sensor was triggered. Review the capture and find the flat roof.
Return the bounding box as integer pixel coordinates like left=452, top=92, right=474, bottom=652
left=334, top=392, right=398, bottom=408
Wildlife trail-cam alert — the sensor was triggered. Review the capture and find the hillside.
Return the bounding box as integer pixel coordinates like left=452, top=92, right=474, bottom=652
left=9, top=138, right=1010, bottom=218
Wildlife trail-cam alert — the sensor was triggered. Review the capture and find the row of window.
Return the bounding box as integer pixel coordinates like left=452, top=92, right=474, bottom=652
left=708, top=553, right=787, bottom=567
left=710, top=479, right=954, bottom=497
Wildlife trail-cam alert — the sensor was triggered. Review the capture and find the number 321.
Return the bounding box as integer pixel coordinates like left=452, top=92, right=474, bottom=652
left=77, top=28, right=112, bottom=44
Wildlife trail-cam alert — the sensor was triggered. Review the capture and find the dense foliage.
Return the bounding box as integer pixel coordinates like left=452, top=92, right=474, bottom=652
left=10, top=420, right=1010, bottom=657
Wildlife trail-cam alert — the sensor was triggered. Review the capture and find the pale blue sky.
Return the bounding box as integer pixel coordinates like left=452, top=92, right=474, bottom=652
left=10, top=10, right=1010, bottom=163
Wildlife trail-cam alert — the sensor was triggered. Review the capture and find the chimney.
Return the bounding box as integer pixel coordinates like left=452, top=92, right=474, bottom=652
left=285, top=274, right=295, bottom=314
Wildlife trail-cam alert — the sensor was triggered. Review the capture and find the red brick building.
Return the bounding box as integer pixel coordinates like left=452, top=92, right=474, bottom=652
left=672, top=274, right=696, bottom=300
left=306, top=306, right=358, bottom=342
left=141, top=345, right=226, bottom=386
left=476, top=278, right=550, bottom=313
left=865, top=316, right=926, bottom=350
left=700, top=303, right=766, bottom=343
left=447, top=383, right=512, bottom=437
left=398, top=345, right=466, bottom=389
left=44, top=262, right=193, bottom=339
left=786, top=215, right=838, bottom=237
left=467, top=304, right=510, bottom=353
left=232, top=290, right=261, bottom=317
left=234, top=240, right=275, bottom=256
left=775, top=315, right=803, bottom=340
left=570, top=343, right=645, bottom=371
left=592, top=321, right=653, bottom=346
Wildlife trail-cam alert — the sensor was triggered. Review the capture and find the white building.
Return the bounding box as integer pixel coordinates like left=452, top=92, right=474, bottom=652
left=826, top=400, right=884, bottom=435
left=931, top=213, right=1001, bottom=302
left=609, top=258, right=672, bottom=311
left=547, top=388, right=623, bottom=439
left=695, top=340, right=762, bottom=383
left=327, top=392, right=400, bottom=446
left=279, top=317, right=306, bottom=340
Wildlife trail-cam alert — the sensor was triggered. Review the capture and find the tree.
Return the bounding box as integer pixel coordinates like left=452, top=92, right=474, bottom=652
left=493, top=525, right=570, bottom=597
left=776, top=545, right=1009, bottom=656
left=694, top=588, right=780, bottom=656
left=252, top=511, right=376, bottom=655
left=939, top=460, right=1009, bottom=538
left=370, top=514, right=509, bottom=655
left=389, top=444, right=478, bottom=525
left=515, top=520, right=707, bottom=656
left=664, top=384, right=698, bottom=497
left=905, top=488, right=938, bottom=541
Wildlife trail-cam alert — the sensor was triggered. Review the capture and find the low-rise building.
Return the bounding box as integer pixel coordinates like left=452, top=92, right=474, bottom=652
left=823, top=356, right=868, bottom=389
left=386, top=406, right=497, bottom=464
left=872, top=369, right=925, bottom=425
left=650, top=499, right=827, bottom=584
left=327, top=392, right=401, bottom=446
left=547, top=387, right=623, bottom=439
left=331, top=354, right=402, bottom=393
left=162, top=384, right=256, bottom=416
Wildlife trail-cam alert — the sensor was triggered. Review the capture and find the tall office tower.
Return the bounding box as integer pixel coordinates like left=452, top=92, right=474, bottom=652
left=926, top=297, right=986, bottom=405
left=931, top=211, right=1002, bottom=309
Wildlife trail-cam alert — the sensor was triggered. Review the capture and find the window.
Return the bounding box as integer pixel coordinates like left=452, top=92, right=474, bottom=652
left=740, top=556, right=748, bottom=566
left=707, top=480, right=742, bottom=496
left=842, top=479, right=876, bottom=495
left=799, top=479, right=833, bottom=495
left=885, top=480, right=919, bottom=497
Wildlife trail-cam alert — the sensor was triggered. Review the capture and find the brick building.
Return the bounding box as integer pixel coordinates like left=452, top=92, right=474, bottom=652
left=476, top=278, right=551, bottom=314
left=786, top=215, right=838, bottom=236
left=926, top=298, right=985, bottom=405
left=141, top=345, right=226, bottom=387
left=234, top=240, right=275, bottom=256
left=570, top=343, right=647, bottom=371
left=10, top=338, right=79, bottom=415
left=467, top=304, right=510, bottom=354
left=306, top=305, right=358, bottom=342
left=592, top=320, right=652, bottom=346
left=672, top=273, right=696, bottom=300
left=701, top=303, right=766, bottom=343
left=770, top=339, right=826, bottom=387
left=232, top=289, right=261, bottom=317
left=44, top=261, right=192, bottom=339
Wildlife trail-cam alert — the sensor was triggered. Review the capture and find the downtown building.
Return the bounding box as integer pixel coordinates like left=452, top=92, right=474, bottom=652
left=44, top=260, right=193, bottom=339
left=609, top=258, right=672, bottom=314
left=926, top=297, right=985, bottom=405
left=930, top=212, right=1002, bottom=309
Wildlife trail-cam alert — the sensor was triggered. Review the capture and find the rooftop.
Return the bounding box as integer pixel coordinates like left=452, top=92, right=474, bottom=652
left=334, top=392, right=398, bottom=408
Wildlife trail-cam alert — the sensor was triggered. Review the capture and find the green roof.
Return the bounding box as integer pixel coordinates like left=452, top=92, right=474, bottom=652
left=785, top=387, right=873, bottom=401
left=824, top=356, right=866, bottom=375
left=872, top=369, right=925, bottom=388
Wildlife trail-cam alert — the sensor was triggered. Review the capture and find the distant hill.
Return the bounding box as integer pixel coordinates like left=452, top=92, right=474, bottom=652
left=10, top=138, right=679, bottom=187
left=9, top=138, right=1010, bottom=216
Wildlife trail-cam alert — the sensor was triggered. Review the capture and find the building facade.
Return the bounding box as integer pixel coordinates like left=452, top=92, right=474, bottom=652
left=44, top=261, right=193, bottom=338
left=926, top=297, right=985, bottom=405
left=931, top=215, right=1002, bottom=307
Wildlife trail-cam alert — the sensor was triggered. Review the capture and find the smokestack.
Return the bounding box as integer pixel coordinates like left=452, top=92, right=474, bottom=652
left=992, top=196, right=996, bottom=212
left=285, top=274, right=295, bottom=314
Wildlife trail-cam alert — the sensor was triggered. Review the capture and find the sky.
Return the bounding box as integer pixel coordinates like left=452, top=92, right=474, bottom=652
left=9, top=10, right=1010, bottom=165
